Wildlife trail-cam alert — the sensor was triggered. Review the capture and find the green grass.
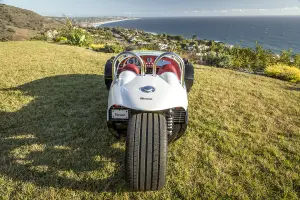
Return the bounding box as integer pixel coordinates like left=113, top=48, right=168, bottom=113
left=0, top=41, right=300, bottom=199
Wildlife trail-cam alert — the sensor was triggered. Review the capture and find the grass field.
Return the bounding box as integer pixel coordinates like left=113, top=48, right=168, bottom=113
left=0, top=41, right=300, bottom=199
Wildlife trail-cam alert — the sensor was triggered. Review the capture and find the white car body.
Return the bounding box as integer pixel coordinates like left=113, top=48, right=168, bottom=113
left=106, top=51, right=188, bottom=121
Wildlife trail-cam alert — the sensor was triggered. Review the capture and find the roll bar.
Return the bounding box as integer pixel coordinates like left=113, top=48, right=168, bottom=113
left=153, top=52, right=185, bottom=86
left=112, top=51, right=185, bottom=86
left=112, top=51, right=145, bottom=82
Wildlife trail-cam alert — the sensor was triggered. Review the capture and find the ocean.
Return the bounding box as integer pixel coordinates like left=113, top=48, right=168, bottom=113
left=100, top=16, right=300, bottom=53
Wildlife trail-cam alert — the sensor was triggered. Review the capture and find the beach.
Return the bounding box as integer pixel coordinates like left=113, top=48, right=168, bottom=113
left=92, top=18, right=139, bottom=27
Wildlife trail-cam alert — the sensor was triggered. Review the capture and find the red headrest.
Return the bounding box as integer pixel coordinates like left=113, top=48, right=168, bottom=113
left=121, top=64, right=140, bottom=74
left=157, top=64, right=180, bottom=79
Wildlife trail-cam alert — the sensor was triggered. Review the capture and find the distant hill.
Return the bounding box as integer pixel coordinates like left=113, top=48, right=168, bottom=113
left=0, top=4, right=62, bottom=41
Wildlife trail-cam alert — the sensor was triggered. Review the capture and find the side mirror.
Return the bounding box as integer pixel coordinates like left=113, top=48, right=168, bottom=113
left=183, top=58, right=189, bottom=65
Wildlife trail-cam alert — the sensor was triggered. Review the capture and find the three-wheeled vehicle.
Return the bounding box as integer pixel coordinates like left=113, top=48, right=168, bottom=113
left=104, top=51, right=194, bottom=191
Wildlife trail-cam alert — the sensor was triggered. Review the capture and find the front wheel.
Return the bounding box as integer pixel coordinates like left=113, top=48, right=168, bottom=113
left=125, top=113, right=168, bottom=191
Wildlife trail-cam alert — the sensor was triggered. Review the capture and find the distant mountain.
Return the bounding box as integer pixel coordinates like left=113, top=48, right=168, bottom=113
left=0, top=4, right=62, bottom=41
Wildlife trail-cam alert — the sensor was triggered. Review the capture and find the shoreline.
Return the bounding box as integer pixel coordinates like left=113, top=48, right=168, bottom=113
left=94, top=18, right=299, bottom=53
left=92, top=18, right=140, bottom=27
left=88, top=18, right=299, bottom=54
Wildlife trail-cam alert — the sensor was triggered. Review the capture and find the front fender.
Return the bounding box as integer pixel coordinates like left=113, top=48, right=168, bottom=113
left=107, top=75, right=188, bottom=118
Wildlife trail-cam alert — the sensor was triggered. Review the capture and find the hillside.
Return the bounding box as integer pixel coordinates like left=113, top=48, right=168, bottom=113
left=0, top=4, right=62, bottom=41
left=0, top=41, right=300, bottom=199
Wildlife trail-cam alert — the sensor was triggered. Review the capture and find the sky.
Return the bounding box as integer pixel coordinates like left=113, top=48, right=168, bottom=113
left=1, top=0, right=300, bottom=17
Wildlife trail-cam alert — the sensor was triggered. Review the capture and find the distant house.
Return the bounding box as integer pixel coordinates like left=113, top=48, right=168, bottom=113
left=225, top=44, right=234, bottom=49
left=129, top=36, right=138, bottom=42
left=198, top=45, right=210, bottom=51
left=188, top=44, right=196, bottom=51
left=113, top=33, right=122, bottom=39
left=273, top=54, right=280, bottom=59
left=215, top=41, right=225, bottom=44
left=158, top=43, right=168, bottom=50
left=137, top=41, right=150, bottom=45
left=196, top=52, right=208, bottom=57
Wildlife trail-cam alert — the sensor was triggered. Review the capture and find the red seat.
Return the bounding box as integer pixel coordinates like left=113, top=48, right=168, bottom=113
left=121, top=64, right=140, bottom=74
left=157, top=64, right=180, bottom=79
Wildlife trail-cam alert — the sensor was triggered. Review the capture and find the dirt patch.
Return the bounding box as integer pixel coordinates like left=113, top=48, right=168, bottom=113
left=13, top=28, right=39, bottom=41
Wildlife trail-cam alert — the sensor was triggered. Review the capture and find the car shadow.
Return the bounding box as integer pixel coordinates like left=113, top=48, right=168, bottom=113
left=0, top=74, right=127, bottom=193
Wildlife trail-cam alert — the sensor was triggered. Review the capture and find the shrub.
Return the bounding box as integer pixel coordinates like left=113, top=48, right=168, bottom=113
left=252, top=43, right=274, bottom=71
left=136, top=44, right=160, bottom=51
left=278, top=49, right=293, bottom=66
left=203, top=52, right=233, bottom=68
left=30, top=34, right=47, bottom=41
left=0, top=32, right=13, bottom=41
left=57, top=19, right=92, bottom=47
left=223, top=43, right=276, bottom=72
left=104, top=44, right=124, bottom=53
left=229, top=46, right=254, bottom=70
left=125, top=45, right=138, bottom=51
left=167, top=35, right=184, bottom=41
left=217, top=54, right=233, bottom=68
left=265, top=64, right=300, bottom=83
left=294, top=54, right=300, bottom=68
left=180, top=43, right=189, bottom=50
left=7, top=27, right=16, bottom=33
left=174, top=35, right=184, bottom=41
left=65, top=28, right=92, bottom=46
left=90, top=43, right=105, bottom=51
left=0, top=22, right=13, bottom=41
left=160, top=33, right=167, bottom=38
left=54, top=36, right=67, bottom=43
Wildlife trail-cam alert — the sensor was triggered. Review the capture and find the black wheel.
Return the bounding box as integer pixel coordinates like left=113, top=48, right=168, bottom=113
left=184, top=61, right=194, bottom=93
left=104, top=57, right=114, bottom=91
left=105, top=78, right=112, bottom=90
left=126, top=113, right=168, bottom=191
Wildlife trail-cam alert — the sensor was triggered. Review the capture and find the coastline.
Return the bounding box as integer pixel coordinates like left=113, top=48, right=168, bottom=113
left=92, top=18, right=140, bottom=27
left=94, top=17, right=300, bottom=53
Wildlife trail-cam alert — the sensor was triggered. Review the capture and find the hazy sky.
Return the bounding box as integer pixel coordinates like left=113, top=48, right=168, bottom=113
left=2, top=0, right=300, bottom=17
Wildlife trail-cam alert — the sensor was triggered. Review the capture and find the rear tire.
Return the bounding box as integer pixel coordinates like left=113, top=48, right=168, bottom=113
left=126, top=113, right=167, bottom=191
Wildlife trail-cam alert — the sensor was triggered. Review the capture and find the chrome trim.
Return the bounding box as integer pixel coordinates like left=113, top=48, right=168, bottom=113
left=153, top=52, right=185, bottom=86
left=112, top=51, right=145, bottom=82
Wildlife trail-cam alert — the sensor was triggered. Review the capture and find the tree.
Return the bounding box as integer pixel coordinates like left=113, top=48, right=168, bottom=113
left=192, top=34, right=197, bottom=40
left=279, top=49, right=293, bottom=65
left=210, top=41, right=217, bottom=52
left=294, top=54, right=300, bottom=68
left=58, top=18, right=92, bottom=47
left=253, top=42, right=273, bottom=71
left=173, top=35, right=184, bottom=41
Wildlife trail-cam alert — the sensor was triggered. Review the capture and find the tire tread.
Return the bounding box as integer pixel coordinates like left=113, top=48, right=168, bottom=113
left=126, top=113, right=167, bottom=191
